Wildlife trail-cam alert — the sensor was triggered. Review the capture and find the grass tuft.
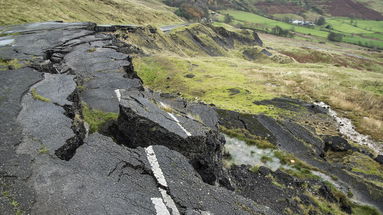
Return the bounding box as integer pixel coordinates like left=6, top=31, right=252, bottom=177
left=31, top=88, right=51, bottom=103
left=38, top=146, right=49, bottom=154
left=0, top=58, right=23, bottom=70
left=220, top=126, right=276, bottom=149
left=82, top=103, right=118, bottom=133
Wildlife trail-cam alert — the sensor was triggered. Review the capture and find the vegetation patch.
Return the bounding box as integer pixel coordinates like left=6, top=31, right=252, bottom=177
left=343, top=152, right=383, bottom=179
left=220, top=126, right=276, bottom=149
left=0, top=0, right=183, bottom=26
left=38, top=146, right=49, bottom=154
left=0, top=58, right=23, bottom=70
left=274, top=150, right=318, bottom=171
left=82, top=103, right=118, bottom=133
left=31, top=88, right=51, bottom=103
left=219, top=10, right=383, bottom=49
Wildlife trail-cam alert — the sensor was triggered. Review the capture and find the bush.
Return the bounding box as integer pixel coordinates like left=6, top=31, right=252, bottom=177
left=271, top=26, right=293, bottom=37
left=327, top=32, right=343, bottom=42
left=175, top=8, right=193, bottom=20
left=224, top=14, right=233, bottom=23
left=316, top=16, right=326, bottom=26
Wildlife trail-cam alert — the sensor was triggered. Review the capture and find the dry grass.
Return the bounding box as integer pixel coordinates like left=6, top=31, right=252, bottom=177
left=360, top=117, right=383, bottom=134
left=329, top=94, right=362, bottom=112
left=0, top=0, right=183, bottom=26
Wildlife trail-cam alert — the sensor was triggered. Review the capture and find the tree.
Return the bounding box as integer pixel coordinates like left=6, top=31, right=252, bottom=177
left=327, top=32, right=343, bottom=42
left=316, top=16, right=326, bottom=26
left=224, top=14, right=233, bottom=23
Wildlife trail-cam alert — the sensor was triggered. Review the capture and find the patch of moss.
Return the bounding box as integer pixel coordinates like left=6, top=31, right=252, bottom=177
left=250, top=165, right=260, bottom=172
left=87, top=48, right=97, bottom=53
left=2, top=191, right=10, bottom=197
left=305, top=192, right=348, bottom=215
left=10, top=200, right=19, bottom=207
left=76, top=85, right=86, bottom=92
left=82, top=103, right=118, bottom=133
left=38, top=146, right=49, bottom=154
left=352, top=204, right=380, bottom=215
left=274, top=150, right=318, bottom=171
left=220, top=126, right=276, bottom=149
left=31, top=88, right=51, bottom=103
left=0, top=58, right=23, bottom=70
left=15, top=210, right=24, bottom=215
left=261, top=155, right=273, bottom=163
left=281, top=168, right=321, bottom=180
left=344, top=152, right=383, bottom=179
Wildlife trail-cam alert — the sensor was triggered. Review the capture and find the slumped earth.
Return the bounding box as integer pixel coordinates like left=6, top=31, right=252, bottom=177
left=0, top=21, right=382, bottom=215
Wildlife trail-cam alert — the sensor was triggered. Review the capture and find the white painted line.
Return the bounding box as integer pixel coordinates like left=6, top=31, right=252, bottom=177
left=159, top=188, right=180, bottom=215
left=151, top=198, right=171, bottom=215
left=146, top=146, right=181, bottom=215
left=159, top=102, right=191, bottom=137
left=114, top=89, right=121, bottom=102
left=167, top=113, right=192, bottom=137
left=145, top=146, right=168, bottom=187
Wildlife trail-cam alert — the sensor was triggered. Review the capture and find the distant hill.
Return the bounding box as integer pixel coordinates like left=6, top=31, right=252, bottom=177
left=163, top=0, right=383, bottom=20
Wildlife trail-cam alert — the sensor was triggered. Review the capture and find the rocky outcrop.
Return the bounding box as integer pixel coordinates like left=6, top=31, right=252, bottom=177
left=116, top=23, right=263, bottom=57
left=323, top=135, right=353, bottom=152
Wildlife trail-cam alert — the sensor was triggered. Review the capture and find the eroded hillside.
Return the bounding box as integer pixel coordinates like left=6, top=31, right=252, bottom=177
left=1, top=21, right=382, bottom=215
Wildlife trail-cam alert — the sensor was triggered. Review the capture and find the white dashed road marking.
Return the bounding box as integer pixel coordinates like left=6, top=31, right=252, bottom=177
left=114, top=89, right=121, bottom=102
left=159, top=102, right=192, bottom=137
left=167, top=112, right=192, bottom=136
left=151, top=198, right=171, bottom=215
left=145, top=146, right=181, bottom=215
left=145, top=146, right=168, bottom=187
left=159, top=188, right=180, bottom=215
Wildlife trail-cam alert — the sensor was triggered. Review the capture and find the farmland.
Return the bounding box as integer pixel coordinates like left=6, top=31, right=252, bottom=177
left=219, top=10, right=383, bottom=49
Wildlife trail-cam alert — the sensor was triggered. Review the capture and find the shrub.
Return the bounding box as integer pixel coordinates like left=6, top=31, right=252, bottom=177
left=316, top=16, right=326, bottom=26
left=224, top=14, right=233, bottom=23
left=271, top=26, right=293, bottom=37
left=328, top=32, right=343, bottom=42
left=175, top=8, right=193, bottom=20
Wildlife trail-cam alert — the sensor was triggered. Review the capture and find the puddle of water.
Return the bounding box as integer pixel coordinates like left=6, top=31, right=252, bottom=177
left=225, top=135, right=379, bottom=210
left=224, top=135, right=283, bottom=171
left=314, top=102, right=382, bottom=154
left=0, top=39, right=14, bottom=46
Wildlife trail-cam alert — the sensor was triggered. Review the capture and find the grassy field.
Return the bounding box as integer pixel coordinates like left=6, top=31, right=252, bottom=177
left=0, top=0, right=183, bottom=26
left=133, top=27, right=383, bottom=141
left=221, top=10, right=328, bottom=38
left=220, top=10, right=383, bottom=49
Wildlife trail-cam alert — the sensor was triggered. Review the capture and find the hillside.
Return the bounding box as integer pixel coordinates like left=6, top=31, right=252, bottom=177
left=0, top=0, right=183, bottom=26
left=164, top=0, right=383, bottom=20
left=1, top=1, right=383, bottom=215
left=1, top=21, right=383, bottom=215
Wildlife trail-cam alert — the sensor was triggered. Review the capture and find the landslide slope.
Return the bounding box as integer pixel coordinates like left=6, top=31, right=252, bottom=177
left=0, top=0, right=183, bottom=26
